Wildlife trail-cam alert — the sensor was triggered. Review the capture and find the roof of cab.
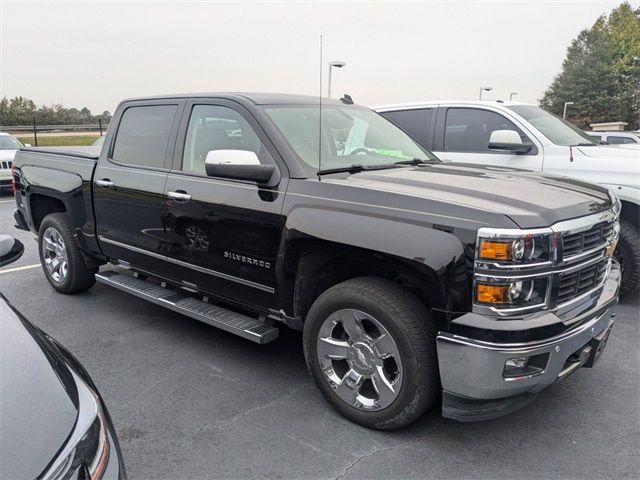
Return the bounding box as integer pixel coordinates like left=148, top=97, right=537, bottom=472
left=120, top=92, right=346, bottom=106
left=373, top=100, right=534, bottom=111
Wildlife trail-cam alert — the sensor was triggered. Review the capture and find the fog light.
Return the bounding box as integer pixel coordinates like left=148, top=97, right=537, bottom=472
left=503, top=353, right=549, bottom=379
left=505, top=357, right=528, bottom=368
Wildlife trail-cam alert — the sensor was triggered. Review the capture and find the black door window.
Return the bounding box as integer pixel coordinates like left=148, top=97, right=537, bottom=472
left=444, top=108, right=528, bottom=153
left=182, top=105, right=267, bottom=174
left=379, top=109, right=433, bottom=148
left=111, top=105, right=177, bottom=168
left=607, top=136, right=636, bottom=144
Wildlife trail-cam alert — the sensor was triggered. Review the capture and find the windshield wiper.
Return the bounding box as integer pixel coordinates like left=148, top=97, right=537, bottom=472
left=317, top=163, right=400, bottom=176
left=394, top=157, right=441, bottom=166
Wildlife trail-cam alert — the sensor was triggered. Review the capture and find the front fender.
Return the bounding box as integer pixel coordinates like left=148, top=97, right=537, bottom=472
left=601, top=184, right=640, bottom=206
left=283, top=203, right=477, bottom=316
left=286, top=205, right=465, bottom=272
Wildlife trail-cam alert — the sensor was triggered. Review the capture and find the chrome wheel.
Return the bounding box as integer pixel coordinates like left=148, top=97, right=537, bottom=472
left=316, top=309, right=403, bottom=411
left=42, top=227, right=68, bottom=283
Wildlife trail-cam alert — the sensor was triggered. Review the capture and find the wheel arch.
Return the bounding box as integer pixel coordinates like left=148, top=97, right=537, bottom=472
left=285, top=237, right=466, bottom=328
left=620, top=200, right=639, bottom=228
left=29, top=193, right=67, bottom=231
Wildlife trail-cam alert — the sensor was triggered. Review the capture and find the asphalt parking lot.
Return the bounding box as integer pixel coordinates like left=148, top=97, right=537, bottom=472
left=1, top=195, right=638, bottom=479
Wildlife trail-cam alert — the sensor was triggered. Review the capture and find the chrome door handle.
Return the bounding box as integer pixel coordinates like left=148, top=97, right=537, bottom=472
left=95, top=179, right=114, bottom=188
left=167, top=191, right=191, bottom=202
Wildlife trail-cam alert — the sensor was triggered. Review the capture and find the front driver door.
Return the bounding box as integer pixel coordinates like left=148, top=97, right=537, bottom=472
left=162, top=99, right=288, bottom=310
left=433, top=107, right=542, bottom=171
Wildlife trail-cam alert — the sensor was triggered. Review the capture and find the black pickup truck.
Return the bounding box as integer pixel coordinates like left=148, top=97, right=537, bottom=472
left=12, top=93, right=621, bottom=429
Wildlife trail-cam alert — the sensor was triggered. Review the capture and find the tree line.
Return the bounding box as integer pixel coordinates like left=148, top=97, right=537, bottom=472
left=0, top=96, right=112, bottom=126
left=541, top=2, right=640, bottom=130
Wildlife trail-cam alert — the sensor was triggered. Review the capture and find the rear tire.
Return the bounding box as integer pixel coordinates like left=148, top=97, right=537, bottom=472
left=38, top=213, right=97, bottom=294
left=303, top=277, right=439, bottom=430
left=616, top=219, right=640, bottom=298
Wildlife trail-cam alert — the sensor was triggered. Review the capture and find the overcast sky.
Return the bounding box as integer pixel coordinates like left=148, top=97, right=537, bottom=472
left=0, top=0, right=634, bottom=113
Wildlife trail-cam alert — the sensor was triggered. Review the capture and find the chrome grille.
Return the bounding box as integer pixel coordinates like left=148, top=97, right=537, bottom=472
left=0, top=160, right=12, bottom=170
left=562, top=221, right=614, bottom=259
left=557, top=258, right=609, bottom=305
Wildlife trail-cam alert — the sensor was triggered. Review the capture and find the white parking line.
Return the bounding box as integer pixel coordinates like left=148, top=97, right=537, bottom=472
left=0, top=263, right=40, bottom=274
left=0, top=200, right=16, bottom=204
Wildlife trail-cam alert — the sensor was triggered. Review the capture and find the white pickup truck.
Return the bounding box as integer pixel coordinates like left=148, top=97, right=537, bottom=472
left=0, top=132, right=28, bottom=193
left=375, top=101, right=640, bottom=297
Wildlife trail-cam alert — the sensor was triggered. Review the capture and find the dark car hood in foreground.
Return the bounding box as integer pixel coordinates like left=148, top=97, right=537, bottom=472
left=334, top=163, right=612, bottom=228
left=0, top=294, right=78, bottom=479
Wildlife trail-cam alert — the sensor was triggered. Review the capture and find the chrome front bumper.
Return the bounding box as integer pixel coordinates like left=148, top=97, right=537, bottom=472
left=437, top=262, right=620, bottom=421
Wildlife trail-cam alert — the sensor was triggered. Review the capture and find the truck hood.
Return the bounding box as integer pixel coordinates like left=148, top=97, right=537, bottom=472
left=333, top=163, right=612, bottom=228
left=577, top=145, right=640, bottom=159
left=0, top=295, right=78, bottom=479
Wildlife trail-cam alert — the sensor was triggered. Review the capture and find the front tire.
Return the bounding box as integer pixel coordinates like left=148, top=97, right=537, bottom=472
left=303, top=277, right=439, bottom=430
left=38, top=213, right=97, bottom=293
left=616, top=219, right=640, bottom=298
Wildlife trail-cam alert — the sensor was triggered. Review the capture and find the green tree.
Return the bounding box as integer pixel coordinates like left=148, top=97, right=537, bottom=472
left=0, top=96, right=112, bottom=126
left=540, top=2, right=640, bottom=130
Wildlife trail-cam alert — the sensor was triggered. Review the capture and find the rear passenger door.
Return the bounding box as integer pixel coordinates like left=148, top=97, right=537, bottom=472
left=162, top=99, right=288, bottom=310
left=94, top=100, right=183, bottom=272
left=432, top=107, right=543, bottom=171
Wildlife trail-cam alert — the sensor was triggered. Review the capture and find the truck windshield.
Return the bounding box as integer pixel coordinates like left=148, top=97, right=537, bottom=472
left=0, top=135, right=23, bottom=150
left=264, top=105, right=437, bottom=171
left=507, top=105, right=597, bottom=147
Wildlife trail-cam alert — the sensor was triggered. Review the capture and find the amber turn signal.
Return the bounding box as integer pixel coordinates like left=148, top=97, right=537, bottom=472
left=479, top=239, right=512, bottom=261
left=476, top=283, right=510, bottom=304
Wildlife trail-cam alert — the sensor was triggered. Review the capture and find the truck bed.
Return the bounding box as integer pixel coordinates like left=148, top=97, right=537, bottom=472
left=13, top=147, right=101, bottom=257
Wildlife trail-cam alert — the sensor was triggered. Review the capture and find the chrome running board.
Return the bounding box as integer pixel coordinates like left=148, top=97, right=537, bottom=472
left=95, top=271, right=279, bottom=344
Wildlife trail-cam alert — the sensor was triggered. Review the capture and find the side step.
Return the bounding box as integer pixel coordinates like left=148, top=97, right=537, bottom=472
left=95, top=271, right=279, bottom=344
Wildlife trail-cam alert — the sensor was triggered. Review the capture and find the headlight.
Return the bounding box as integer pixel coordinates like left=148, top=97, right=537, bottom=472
left=477, top=234, right=551, bottom=264
left=41, top=372, right=110, bottom=480
left=475, top=278, right=548, bottom=309
left=474, top=227, right=553, bottom=314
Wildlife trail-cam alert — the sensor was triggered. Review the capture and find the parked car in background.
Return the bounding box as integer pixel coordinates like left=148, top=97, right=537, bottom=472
left=586, top=131, right=640, bottom=145
left=0, top=236, right=126, bottom=479
left=12, top=93, right=621, bottom=429
left=0, top=132, right=29, bottom=193
left=375, top=100, right=640, bottom=298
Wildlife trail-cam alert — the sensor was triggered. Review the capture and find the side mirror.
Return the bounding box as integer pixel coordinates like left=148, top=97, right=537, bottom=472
left=488, top=130, right=533, bottom=154
left=0, top=235, right=24, bottom=267
left=24, top=143, right=32, bottom=148
left=205, top=150, right=275, bottom=183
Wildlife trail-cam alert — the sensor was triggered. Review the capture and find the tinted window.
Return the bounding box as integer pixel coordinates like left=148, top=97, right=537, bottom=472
left=112, top=105, right=177, bottom=167
left=607, top=136, right=636, bottom=144
left=379, top=109, right=432, bottom=148
left=444, top=108, right=527, bottom=153
left=182, top=105, right=265, bottom=174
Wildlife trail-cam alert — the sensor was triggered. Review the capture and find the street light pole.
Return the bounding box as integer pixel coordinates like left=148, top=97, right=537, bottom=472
left=479, top=86, right=493, bottom=100
left=328, top=60, right=346, bottom=98
left=563, top=101, right=575, bottom=120
left=509, top=92, right=518, bottom=101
